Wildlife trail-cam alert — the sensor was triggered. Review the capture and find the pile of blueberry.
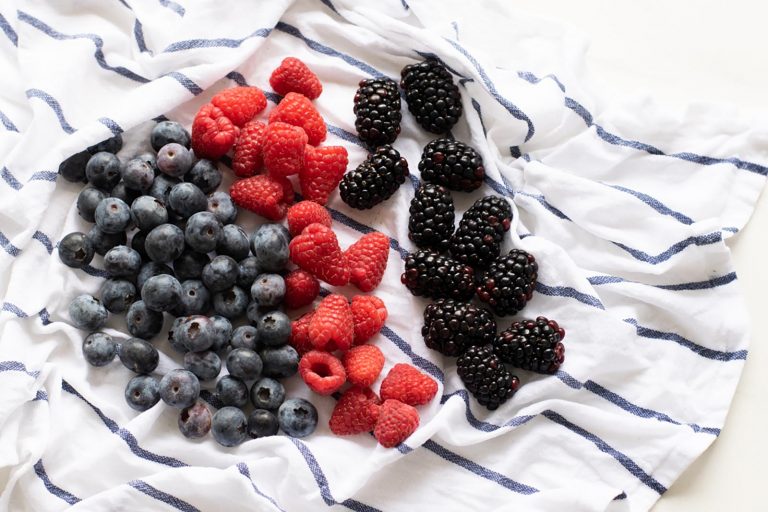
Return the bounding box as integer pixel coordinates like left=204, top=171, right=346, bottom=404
left=59, top=121, right=317, bottom=447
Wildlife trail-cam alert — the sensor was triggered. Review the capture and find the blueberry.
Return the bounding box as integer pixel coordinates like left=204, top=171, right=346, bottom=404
left=168, top=182, right=207, bottom=219
left=250, top=274, right=285, bottom=308
left=151, top=121, right=190, bottom=151
left=58, top=232, right=94, bottom=268
left=88, top=134, right=123, bottom=154
left=159, top=369, right=200, bottom=409
left=130, top=230, right=149, bottom=260
left=174, top=315, right=215, bottom=352
left=59, top=150, right=90, bottom=183
left=95, top=197, right=132, bottom=234
left=236, top=257, right=260, bottom=288
left=125, top=375, right=161, bottom=411
left=100, top=279, right=137, bottom=313
left=209, top=315, right=233, bottom=352
left=226, top=348, right=262, bottom=381
left=104, top=245, right=142, bottom=278
left=257, top=311, right=291, bottom=347
left=77, top=187, right=108, bottom=222
left=126, top=300, right=164, bottom=339
left=145, top=223, right=185, bottom=263
left=184, top=350, right=221, bottom=381
left=211, top=406, right=248, bottom=447
left=131, top=195, right=168, bottom=232
left=120, top=157, right=154, bottom=192
left=278, top=398, right=318, bottom=438
left=118, top=338, right=159, bottom=374
left=231, top=325, right=259, bottom=350
left=174, top=249, right=210, bottom=281
left=202, top=255, right=239, bottom=293
left=82, top=332, right=117, bottom=367
left=250, top=377, right=285, bottom=410
left=88, top=226, right=127, bottom=256
left=248, top=409, right=279, bottom=438
left=250, top=224, right=290, bottom=272
left=69, top=295, right=108, bottom=331
left=136, top=261, right=173, bottom=289
left=186, top=159, right=221, bottom=194
left=213, top=286, right=249, bottom=319
left=157, top=143, right=195, bottom=178
left=168, top=316, right=188, bottom=353
left=259, top=345, right=299, bottom=379
left=148, top=174, right=180, bottom=203
left=216, top=375, right=248, bottom=407
left=246, top=301, right=261, bottom=325
left=207, top=191, right=237, bottom=225
left=86, top=152, right=121, bottom=190
left=178, top=401, right=212, bottom=439
left=217, top=224, right=250, bottom=260
left=173, top=280, right=210, bottom=316
left=141, top=274, right=182, bottom=312
left=110, top=181, right=141, bottom=204
left=184, top=211, right=222, bottom=253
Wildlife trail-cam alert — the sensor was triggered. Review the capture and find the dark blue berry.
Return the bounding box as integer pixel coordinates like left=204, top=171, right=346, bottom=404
left=184, top=211, right=222, bottom=253
left=86, top=152, right=121, bottom=190
left=185, top=159, right=221, bottom=194
left=59, top=150, right=90, bottom=183
left=130, top=230, right=149, bottom=260
left=121, top=157, right=155, bottom=191
left=148, top=174, right=180, bottom=204
left=77, top=187, right=108, bottom=222
left=88, top=134, right=123, bottom=154
left=250, top=378, right=284, bottom=410
left=104, top=245, right=142, bottom=278
left=226, top=348, right=262, bottom=381
left=119, top=338, right=159, bottom=374
left=211, top=406, right=247, bottom=447
left=246, top=301, right=260, bottom=325
left=158, top=143, right=195, bottom=178
left=259, top=345, right=299, bottom=379
left=95, top=197, right=132, bottom=234
left=131, top=196, right=168, bottom=231
left=100, top=279, right=137, bottom=313
left=174, top=249, right=210, bottom=281
left=248, top=409, right=279, bottom=438
left=82, top=332, right=117, bottom=367
left=250, top=274, right=285, bottom=308
left=231, top=325, right=259, bottom=350
left=168, top=182, right=207, bottom=219
left=145, top=223, right=185, bottom=263
left=151, top=121, right=190, bottom=151
left=257, top=311, right=291, bottom=347
left=278, top=398, right=318, bottom=438
left=58, top=232, right=94, bottom=268
left=125, top=375, right=161, bottom=411
left=126, top=300, right=164, bottom=339
left=141, top=274, right=182, bottom=312
left=184, top=350, right=222, bottom=381
left=207, top=191, right=237, bottom=225
left=88, top=226, right=127, bottom=256
left=216, top=375, right=248, bottom=407
left=110, top=181, right=141, bottom=204
left=216, top=224, right=250, bottom=260
left=137, top=261, right=173, bottom=289
left=250, top=224, right=290, bottom=272
left=202, top=255, right=239, bottom=292
left=168, top=316, right=188, bottom=353
left=178, top=401, right=212, bottom=439
left=213, top=285, right=249, bottom=319
left=173, top=280, right=210, bottom=316
left=159, top=369, right=200, bottom=409
left=236, top=257, right=260, bottom=288
left=69, top=295, right=108, bottom=330
left=209, top=315, right=232, bottom=352
left=174, top=315, right=215, bottom=352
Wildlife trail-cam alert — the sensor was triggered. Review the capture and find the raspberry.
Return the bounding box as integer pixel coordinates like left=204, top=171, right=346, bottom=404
left=329, top=386, right=381, bottom=436
left=230, top=174, right=291, bottom=220
left=284, top=270, right=320, bottom=309
left=269, top=57, right=323, bottom=100
left=345, top=232, right=389, bottom=292
left=350, top=295, right=387, bottom=345
left=299, top=350, right=346, bottom=395
left=289, top=223, right=350, bottom=286
left=289, top=312, right=314, bottom=356
left=232, top=120, right=266, bottom=177
left=342, top=345, right=385, bottom=387
left=191, top=103, right=238, bottom=159
left=211, top=86, right=267, bottom=127
left=308, top=294, right=354, bottom=351
left=380, top=363, right=438, bottom=406
left=299, top=145, right=348, bottom=205
left=268, top=93, right=326, bottom=146
left=374, top=399, right=419, bottom=448
left=287, top=201, right=332, bottom=237
left=263, top=122, right=308, bottom=178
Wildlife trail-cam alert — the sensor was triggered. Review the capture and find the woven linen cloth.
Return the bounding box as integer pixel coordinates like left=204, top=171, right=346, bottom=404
left=0, top=1, right=766, bottom=510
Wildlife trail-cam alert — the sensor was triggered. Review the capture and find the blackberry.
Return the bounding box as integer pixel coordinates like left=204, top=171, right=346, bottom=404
left=421, top=298, right=496, bottom=357
left=339, top=145, right=409, bottom=210
left=408, top=183, right=455, bottom=251
left=494, top=316, right=565, bottom=374
left=401, top=250, right=474, bottom=300
left=456, top=345, right=519, bottom=410
left=400, top=58, right=462, bottom=134
left=353, top=78, right=401, bottom=149
left=449, top=196, right=512, bottom=269
left=476, top=249, right=538, bottom=316
left=419, top=139, right=484, bottom=192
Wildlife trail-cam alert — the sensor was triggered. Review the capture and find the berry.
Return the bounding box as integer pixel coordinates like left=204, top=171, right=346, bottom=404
left=401, top=250, right=474, bottom=300
left=494, top=316, right=565, bottom=374
left=289, top=313, right=314, bottom=356
left=299, top=145, right=348, bottom=205
left=121, top=157, right=155, bottom=191
left=250, top=274, right=285, bottom=308
left=449, top=195, right=512, bottom=269
left=87, top=226, right=127, bottom=256
left=59, top=150, right=90, bottom=183
left=173, top=279, right=210, bottom=316
left=278, top=398, right=318, bottom=438
left=138, top=262, right=173, bottom=290
left=59, top=232, right=94, bottom=269
left=207, top=191, right=238, bottom=225
left=69, top=295, right=108, bottom=331
left=186, top=159, right=222, bottom=193
left=184, top=211, right=222, bottom=253
left=257, top=310, right=292, bottom=347
left=309, top=294, right=354, bottom=351
left=82, top=332, right=117, bottom=367
left=104, top=245, right=141, bottom=278
left=329, top=386, right=381, bottom=436
left=191, top=103, right=238, bottom=159
left=131, top=196, right=168, bottom=232
left=231, top=325, right=259, bottom=350
left=353, top=78, right=401, bottom=149
left=100, top=279, right=137, bottom=313
left=145, top=223, right=185, bottom=263
left=125, top=375, right=161, bottom=411
left=408, top=183, right=455, bottom=251
left=287, top=201, right=332, bottom=237
left=299, top=350, right=346, bottom=395
left=151, top=121, right=190, bottom=151
left=125, top=300, right=164, bottom=339
left=178, top=401, right=212, bottom=439
left=250, top=377, right=285, bottom=410
left=211, top=86, right=267, bottom=127
left=118, top=338, right=159, bottom=374
left=342, top=345, right=384, bottom=387
left=260, top=345, right=300, bottom=379
left=217, top=224, right=251, bottom=261
left=230, top=174, right=291, bottom=220
left=95, top=197, right=132, bottom=234
left=262, top=121, right=308, bottom=178
left=209, top=315, right=233, bottom=351
left=226, top=348, right=263, bottom=381
left=350, top=295, right=387, bottom=345
left=141, top=274, right=183, bottom=312
left=456, top=345, right=519, bottom=410
left=232, top=120, right=266, bottom=177
left=160, top=369, right=201, bottom=409
left=213, top=285, right=249, bottom=319
left=86, top=152, right=121, bottom=190
left=419, top=139, right=485, bottom=192
left=269, top=57, right=322, bottom=99
left=216, top=375, right=248, bottom=408
left=248, top=409, right=279, bottom=438
left=339, top=145, right=409, bottom=210
left=283, top=270, right=319, bottom=309
left=401, top=58, right=462, bottom=134
left=237, top=257, right=261, bottom=289
left=250, top=223, right=290, bottom=272
left=212, top=406, right=248, bottom=447
left=379, top=363, right=438, bottom=406
left=157, top=143, right=194, bottom=178
left=345, top=232, right=389, bottom=292
left=268, top=92, right=326, bottom=146
left=184, top=350, right=221, bottom=381
left=476, top=249, right=538, bottom=316
left=148, top=174, right=180, bottom=204
left=422, top=299, right=496, bottom=357
left=289, top=223, right=349, bottom=286
left=174, top=250, right=209, bottom=281
left=77, top=187, right=108, bottom=222
left=174, top=315, right=215, bottom=352
left=130, top=230, right=150, bottom=260
left=169, top=182, right=207, bottom=219
left=374, top=399, right=419, bottom=448
left=202, top=255, right=239, bottom=292
left=168, top=316, right=189, bottom=354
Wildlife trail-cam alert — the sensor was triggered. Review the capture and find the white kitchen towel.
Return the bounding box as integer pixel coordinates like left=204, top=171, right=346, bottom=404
left=0, top=0, right=766, bottom=511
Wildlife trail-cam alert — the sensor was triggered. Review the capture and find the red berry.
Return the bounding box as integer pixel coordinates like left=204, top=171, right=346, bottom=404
left=329, top=386, right=381, bottom=436
left=232, top=120, right=266, bottom=177
left=379, top=363, right=438, bottom=406
left=374, top=399, right=419, bottom=448
left=284, top=270, right=320, bottom=309
left=289, top=312, right=314, bottom=356
left=269, top=57, right=323, bottom=100
left=289, top=223, right=350, bottom=286
left=345, top=232, right=390, bottom=292
left=342, top=345, right=385, bottom=387
left=308, top=294, right=354, bottom=351
left=287, top=201, right=332, bottom=237
left=230, top=174, right=291, bottom=220
left=268, top=92, right=326, bottom=146
left=211, top=86, right=267, bottom=127
left=300, top=145, right=348, bottom=205
left=299, top=350, right=346, bottom=395
left=263, top=122, right=308, bottom=179
left=191, top=103, right=238, bottom=159
left=350, top=295, right=387, bottom=345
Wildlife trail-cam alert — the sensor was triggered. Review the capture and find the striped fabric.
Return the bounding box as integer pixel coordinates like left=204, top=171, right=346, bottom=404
left=0, top=1, right=763, bottom=510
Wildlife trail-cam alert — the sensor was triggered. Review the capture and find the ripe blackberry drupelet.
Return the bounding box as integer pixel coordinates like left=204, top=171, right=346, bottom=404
left=418, top=139, right=484, bottom=192
left=476, top=249, right=538, bottom=316
left=494, top=316, right=565, bottom=374
left=422, top=298, right=496, bottom=357
left=339, top=145, right=409, bottom=210
left=408, top=183, right=455, bottom=252
left=449, top=196, right=512, bottom=269
left=401, top=250, right=475, bottom=300
left=400, top=58, right=462, bottom=134
left=353, top=78, right=402, bottom=149
left=457, top=345, right=519, bottom=410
